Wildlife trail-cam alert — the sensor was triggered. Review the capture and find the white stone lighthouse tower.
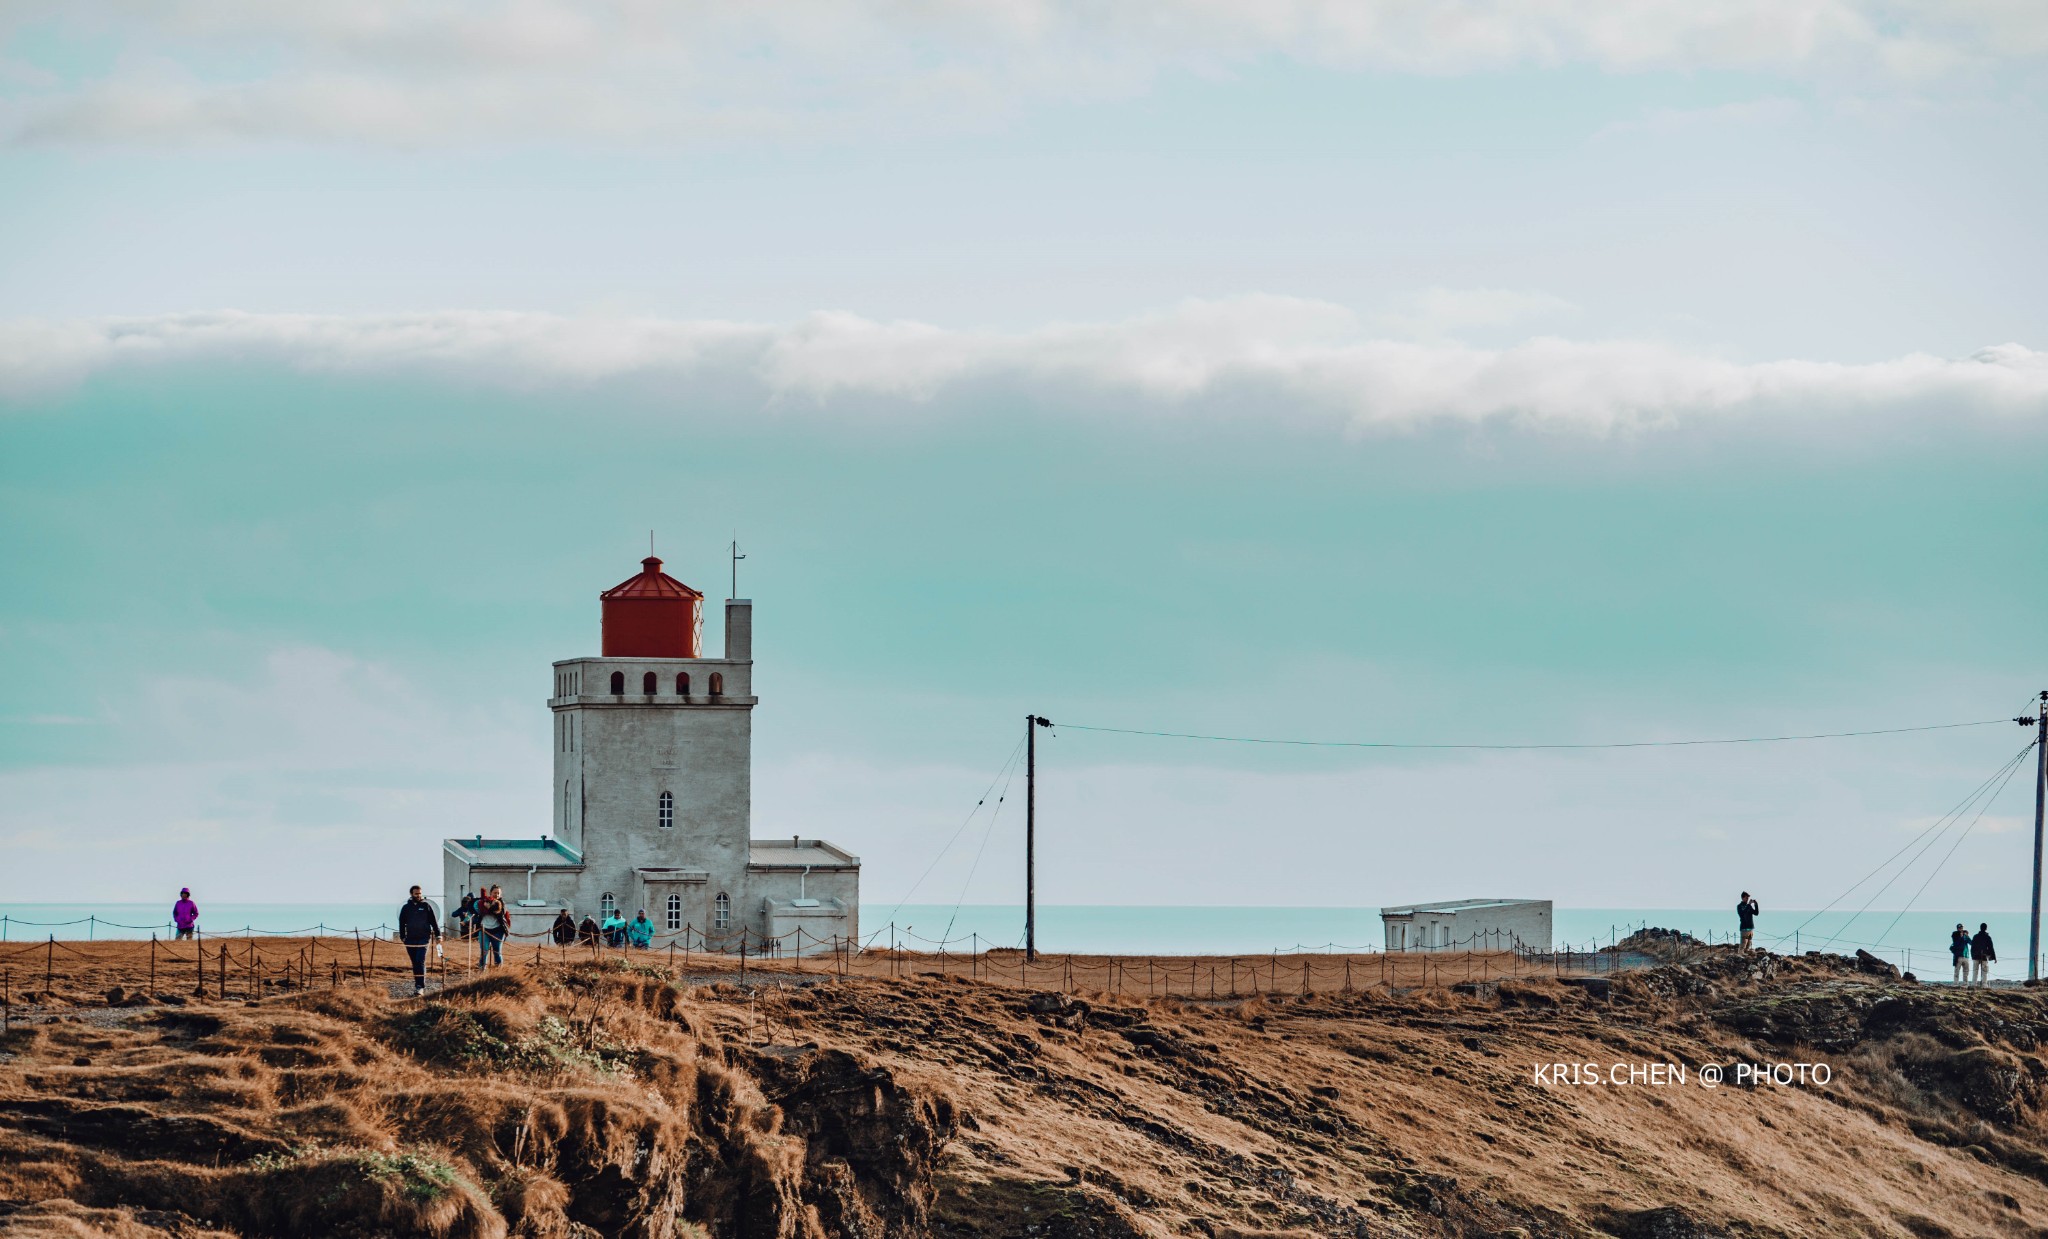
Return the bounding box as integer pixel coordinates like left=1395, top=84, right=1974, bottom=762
left=443, top=555, right=859, bottom=952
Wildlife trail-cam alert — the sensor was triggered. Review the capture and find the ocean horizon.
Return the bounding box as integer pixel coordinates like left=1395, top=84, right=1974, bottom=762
left=2, top=902, right=2032, bottom=981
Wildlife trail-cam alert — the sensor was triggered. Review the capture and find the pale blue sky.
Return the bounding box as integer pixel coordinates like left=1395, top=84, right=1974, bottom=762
left=2, top=3, right=2045, bottom=912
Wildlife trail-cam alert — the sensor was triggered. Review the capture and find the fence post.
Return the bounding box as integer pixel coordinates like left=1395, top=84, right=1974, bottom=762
left=45, top=936, right=55, bottom=1000
left=740, top=936, right=748, bottom=984
left=150, top=934, right=157, bottom=995
left=972, top=934, right=978, bottom=980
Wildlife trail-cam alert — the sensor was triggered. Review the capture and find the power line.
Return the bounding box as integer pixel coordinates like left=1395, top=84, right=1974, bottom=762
left=1054, top=717, right=2011, bottom=751
left=1806, top=742, right=2034, bottom=952
left=1874, top=739, right=2037, bottom=947
left=941, top=745, right=1025, bottom=945
left=881, top=736, right=1026, bottom=927
left=1777, top=739, right=2038, bottom=948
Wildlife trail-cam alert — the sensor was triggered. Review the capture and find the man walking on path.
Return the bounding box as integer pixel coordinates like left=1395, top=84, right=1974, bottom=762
left=397, top=886, right=441, bottom=997
left=475, top=886, right=507, bottom=968
left=1736, top=892, right=1760, bottom=949
left=1951, top=923, right=1972, bottom=983
left=1972, top=923, right=1997, bottom=984
left=172, top=889, right=199, bottom=940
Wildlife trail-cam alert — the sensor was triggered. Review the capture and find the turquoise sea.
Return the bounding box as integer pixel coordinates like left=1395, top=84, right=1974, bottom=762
left=1, top=902, right=2033, bottom=981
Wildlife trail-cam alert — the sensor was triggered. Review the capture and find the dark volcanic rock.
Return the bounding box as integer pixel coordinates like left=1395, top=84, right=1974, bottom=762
left=739, top=1044, right=959, bottom=1235
left=1615, top=1204, right=1734, bottom=1238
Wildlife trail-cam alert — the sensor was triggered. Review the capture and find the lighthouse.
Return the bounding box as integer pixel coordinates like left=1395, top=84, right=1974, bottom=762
left=442, top=555, right=860, bottom=953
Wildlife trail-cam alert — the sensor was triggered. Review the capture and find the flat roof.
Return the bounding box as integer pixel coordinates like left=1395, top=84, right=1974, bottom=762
left=444, top=837, right=584, bottom=868
left=1380, top=898, right=1549, bottom=917
left=748, top=837, right=860, bottom=870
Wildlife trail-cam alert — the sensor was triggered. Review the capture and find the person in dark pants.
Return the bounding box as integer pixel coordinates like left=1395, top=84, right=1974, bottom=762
left=172, top=888, right=200, bottom=940
left=1971, top=923, right=1996, bottom=984
left=1736, top=892, right=1760, bottom=949
left=551, top=908, right=577, bottom=945
left=397, top=886, right=442, bottom=997
left=1951, top=923, right=1972, bottom=983
left=475, top=886, right=507, bottom=967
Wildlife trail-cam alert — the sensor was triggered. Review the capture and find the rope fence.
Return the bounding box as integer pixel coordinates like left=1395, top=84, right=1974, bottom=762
left=4, top=913, right=1971, bottom=1035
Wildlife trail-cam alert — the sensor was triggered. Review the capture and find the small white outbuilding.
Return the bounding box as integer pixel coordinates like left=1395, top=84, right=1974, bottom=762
left=1380, top=898, right=1551, bottom=952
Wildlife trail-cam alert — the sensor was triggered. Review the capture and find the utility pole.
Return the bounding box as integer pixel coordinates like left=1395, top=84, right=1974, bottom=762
left=2026, top=691, right=2048, bottom=981
left=1027, top=715, right=1053, bottom=961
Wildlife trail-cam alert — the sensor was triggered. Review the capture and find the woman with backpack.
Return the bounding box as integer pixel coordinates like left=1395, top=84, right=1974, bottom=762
left=475, top=885, right=507, bottom=968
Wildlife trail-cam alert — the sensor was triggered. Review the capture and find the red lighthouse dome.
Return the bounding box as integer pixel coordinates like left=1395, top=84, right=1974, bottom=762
left=600, top=557, right=703, bottom=657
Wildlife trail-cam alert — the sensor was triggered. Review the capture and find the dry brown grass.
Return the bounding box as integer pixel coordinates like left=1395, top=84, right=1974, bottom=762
left=5, top=948, right=2048, bottom=1237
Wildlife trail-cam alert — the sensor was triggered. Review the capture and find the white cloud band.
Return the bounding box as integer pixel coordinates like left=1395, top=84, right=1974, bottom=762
left=5, top=1, right=2045, bottom=146
left=3, top=299, right=2044, bottom=433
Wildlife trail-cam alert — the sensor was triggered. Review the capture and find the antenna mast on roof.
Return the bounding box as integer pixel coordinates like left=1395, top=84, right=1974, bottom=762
left=731, top=535, right=746, bottom=600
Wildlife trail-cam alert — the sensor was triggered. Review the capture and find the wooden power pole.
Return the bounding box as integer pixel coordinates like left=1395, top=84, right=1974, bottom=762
left=2026, top=691, right=2048, bottom=981
left=1027, top=714, right=1053, bottom=961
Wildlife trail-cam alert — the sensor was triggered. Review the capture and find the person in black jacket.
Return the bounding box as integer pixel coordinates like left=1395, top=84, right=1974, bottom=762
left=397, top=886, right=442, bottom=997
left=578, top=914, right=600, bottom=947
left=1736, top=892, right=1760, bottom=949
left=1971, top=923, right=1997, bottom=984
left=551, top=908, right=577, bottom=946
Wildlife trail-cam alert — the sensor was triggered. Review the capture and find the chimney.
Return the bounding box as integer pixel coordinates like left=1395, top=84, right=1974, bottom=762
left=725, top=597, right=752, bottom=661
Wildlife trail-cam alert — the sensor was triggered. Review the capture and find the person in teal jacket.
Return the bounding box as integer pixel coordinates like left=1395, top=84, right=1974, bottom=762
left=601, top=910, right=627, bottom=947
left=626, top=909, right=655, bottom=949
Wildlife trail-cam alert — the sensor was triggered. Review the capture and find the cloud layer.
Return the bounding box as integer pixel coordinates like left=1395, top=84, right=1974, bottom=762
left=5, top=1, right=2044, bottom=146
left=3, top=300, right=2044, bottom=434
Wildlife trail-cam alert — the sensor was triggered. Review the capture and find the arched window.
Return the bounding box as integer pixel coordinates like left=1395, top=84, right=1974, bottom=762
left=600, top=892, right=617, bottom=920
left=609, top=671, right=625, bottom=694
left=658, top=790, right=674, bottom=829
left=642, top=671, right=657, bottom=694
left=708, top=672, right=724, bottom=696
left=713, top=892, right=731, bottom=931
left=666, top=893, right=682, bottom=930
left=675, top=672, right=690, bottom=695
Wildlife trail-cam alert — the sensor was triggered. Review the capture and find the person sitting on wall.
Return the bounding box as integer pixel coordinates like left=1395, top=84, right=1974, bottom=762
left=627, top=909, right=655, bottom=950
left=601, top=908, right=627, bottom=948
left=578, top=913, right=600, bottom=946
left=551, top=908, right=577, bottom=946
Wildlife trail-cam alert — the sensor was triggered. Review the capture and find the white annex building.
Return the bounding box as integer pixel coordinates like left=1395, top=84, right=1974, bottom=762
left=443, top=555, right=860, bottom=953
left=1380, top=898, right=1551, bottom=953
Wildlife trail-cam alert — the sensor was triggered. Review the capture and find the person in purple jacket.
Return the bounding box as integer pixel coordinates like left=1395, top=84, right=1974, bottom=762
left=172, top=888, right=199, bottom=939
